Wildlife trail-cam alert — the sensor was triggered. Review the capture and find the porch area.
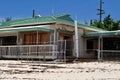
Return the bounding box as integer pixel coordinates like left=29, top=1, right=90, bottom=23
left=0, top=24, right=75, bottom=62
left=0, top=45, right=57, bottom=59
left=0, top=40, right=68, bottom=62
left=83, top=31, right=120, bottom=60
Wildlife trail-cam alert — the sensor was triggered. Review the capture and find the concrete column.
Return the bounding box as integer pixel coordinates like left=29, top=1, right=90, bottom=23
left=98, top=36, right=101, bottom=61
left=74, top=20, right=79, bottom=58
left=53, top=29, right=58, bottom=44
left=101, top=36, right=103, bottom=60
left=98, top=36, right=103, bottom=61
left=49, top=33, right=52, bottom=44
left=17, top=32, right=19, bottom=45
left=54, top=29, right=56, bottom=44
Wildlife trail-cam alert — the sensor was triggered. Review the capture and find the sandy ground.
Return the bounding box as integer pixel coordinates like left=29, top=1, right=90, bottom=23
left=0, top=60, right=120, bottom=80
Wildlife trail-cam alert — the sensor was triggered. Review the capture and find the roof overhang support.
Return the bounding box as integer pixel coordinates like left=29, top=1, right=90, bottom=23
left=17, top=32, right=19, bottom=45
left=98, top=36, right=103, bottom=61
left=98, top=36, right=101, bottom=61
left=101, top=36, right=103, bottom=60
left=54, top=29, right=57, bottom=45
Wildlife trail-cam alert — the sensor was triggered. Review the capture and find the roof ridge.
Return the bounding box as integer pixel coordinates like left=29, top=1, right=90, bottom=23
left=1, top=14, right=69, bottom=24
left=54, top=14, right=69, bottom=17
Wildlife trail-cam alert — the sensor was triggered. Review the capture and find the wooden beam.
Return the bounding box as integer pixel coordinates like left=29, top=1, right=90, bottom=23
left=36, top=30, right=38, bottom=45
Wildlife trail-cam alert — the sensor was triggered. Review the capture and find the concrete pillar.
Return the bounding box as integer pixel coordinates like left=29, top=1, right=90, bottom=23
left=17, top=32, right=19, bottom=45
left=101, top=36, right=103, bottom=60
left=98, top=36, right=101, bottom=61
left=98, top=36, right=103, bottom=61
left=54, top=29, right=57, bottom=44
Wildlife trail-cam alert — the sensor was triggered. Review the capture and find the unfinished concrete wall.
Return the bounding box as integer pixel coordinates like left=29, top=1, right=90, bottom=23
left=77, top=29, right=98, bottom=58
left=81, top=39, right=98, bottom=59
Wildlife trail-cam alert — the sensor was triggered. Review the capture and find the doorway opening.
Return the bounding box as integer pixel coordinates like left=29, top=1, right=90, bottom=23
left=64, top=36, right=73, bottom=56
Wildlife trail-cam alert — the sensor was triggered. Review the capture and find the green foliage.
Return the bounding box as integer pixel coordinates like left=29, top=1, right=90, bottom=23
left=5, top=17, right=12, bottom=22
left=91, top=15, right=120, bottom=31
left=84, top=20, right=88, bottom=25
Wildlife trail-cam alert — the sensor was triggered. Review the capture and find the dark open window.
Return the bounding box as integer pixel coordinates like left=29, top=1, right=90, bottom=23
left=2, top=36, right=17, bottom=45
left=103, top=38, right=120, bottom=50
left=87, top=40, right=94, bottom=49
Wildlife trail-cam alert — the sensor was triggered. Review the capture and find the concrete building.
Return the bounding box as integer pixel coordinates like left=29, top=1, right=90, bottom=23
left=1, top=14, right=115, bottom=61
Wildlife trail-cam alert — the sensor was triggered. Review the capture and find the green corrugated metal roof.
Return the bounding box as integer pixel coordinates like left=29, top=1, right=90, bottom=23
left=0, top=14, right=104, bottom=31
left=83, top=31, right=120, bottom=38
left=0, top=16, right=55, bottom=27
left=56, top=18, right=105, bottom=31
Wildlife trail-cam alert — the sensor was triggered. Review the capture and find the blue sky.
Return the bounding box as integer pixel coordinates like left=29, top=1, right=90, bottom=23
left=0, top=0, right=120, bottom=23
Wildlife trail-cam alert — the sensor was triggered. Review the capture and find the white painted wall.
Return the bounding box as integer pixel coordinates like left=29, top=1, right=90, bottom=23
left=80, top=39, right=98, bottom=58
left=73, top=28, right=97, bottom=58
left=78, top=29, right=85, bottom=58
left=73, top=29, right=86, bottom=58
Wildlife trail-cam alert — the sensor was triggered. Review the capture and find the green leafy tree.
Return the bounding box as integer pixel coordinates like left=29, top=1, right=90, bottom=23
left=91, top=19, right=104, bottom=29
left=91, top=15, right=120, bottom=31
left=112, top=20, right=120, bottom=30
left=103, top=15, right=113, bottom=30
left=84, top=20, right=88, bottom=25
left=5, top=17, right=12, bottom=22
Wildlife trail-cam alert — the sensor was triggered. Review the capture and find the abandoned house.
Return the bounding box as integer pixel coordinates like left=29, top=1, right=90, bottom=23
left=0, top=14, right=119, bottom=61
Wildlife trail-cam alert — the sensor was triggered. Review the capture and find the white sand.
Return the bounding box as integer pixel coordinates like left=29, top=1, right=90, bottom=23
left=0, top=60, right=120, bottom=80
